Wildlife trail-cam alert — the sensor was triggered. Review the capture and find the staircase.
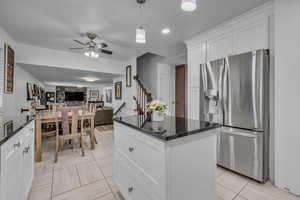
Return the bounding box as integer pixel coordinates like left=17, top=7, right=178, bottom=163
left=133, top=75, right=152, bottom=115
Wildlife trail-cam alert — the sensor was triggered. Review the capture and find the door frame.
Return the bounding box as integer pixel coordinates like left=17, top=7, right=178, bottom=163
left=175, top=64, right=186, bottom=118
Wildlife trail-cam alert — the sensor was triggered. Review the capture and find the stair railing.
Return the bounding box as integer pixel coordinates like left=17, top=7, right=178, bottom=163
left=113, top=102, right=126, bottom=116
left=133, top=75, right=152, bottom=115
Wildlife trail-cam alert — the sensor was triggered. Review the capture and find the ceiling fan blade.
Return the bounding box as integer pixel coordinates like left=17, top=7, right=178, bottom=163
left=73, top=39, right=86, bottom=46
left=101, top=49, right=113, bottom=55
left=101, top=43, right=108, bottom=48
left=69, top=47, right=84, bottom=50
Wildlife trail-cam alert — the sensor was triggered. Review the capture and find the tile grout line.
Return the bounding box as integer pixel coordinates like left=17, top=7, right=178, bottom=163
left=217, top=171, right=251, bottom=195
left=75, top=164, right=83, bottom=187
left=92, top=132, right=119, bottom=200
left=50, top=159, right=55, bottom=200
left=232, top=181, right=249, bottom=200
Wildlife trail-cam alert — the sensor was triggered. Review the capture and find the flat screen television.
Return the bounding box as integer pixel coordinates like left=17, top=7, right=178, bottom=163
left=65, top=92, right=84, bottom=101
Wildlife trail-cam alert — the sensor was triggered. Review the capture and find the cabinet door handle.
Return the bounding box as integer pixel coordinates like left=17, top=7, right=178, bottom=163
left=128, top=187, right=133, bottom=193
left=128, top=147, right=134, bottom=152
left=13, top=142, right=21, bottom=148
left=23, top=146, right=30, bottom=154
left=29, top=128, right=34, bottom=132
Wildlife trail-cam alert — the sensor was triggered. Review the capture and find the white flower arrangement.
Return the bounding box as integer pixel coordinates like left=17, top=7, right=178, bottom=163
left=147, top=100, right=167, bottom=113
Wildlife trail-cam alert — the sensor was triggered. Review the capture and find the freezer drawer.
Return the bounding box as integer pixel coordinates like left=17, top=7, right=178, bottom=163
left=217, top=126, right=265, bottom=182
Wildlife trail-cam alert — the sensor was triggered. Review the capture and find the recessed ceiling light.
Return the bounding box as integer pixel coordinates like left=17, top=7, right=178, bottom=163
left=81, top=77, right=100, bottom=82
left=181, top=0, right=197, bottom=12
left=162, top=28, right=171, bottom=34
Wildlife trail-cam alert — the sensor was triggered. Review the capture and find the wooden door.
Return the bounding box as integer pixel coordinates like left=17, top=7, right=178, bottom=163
left=175, top=65, right=186, bottom=118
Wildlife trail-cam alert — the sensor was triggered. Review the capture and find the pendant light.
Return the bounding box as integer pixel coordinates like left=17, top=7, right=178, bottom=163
left=181, top=0, right=197, bottom=12
left=136, top=0, right=146, bottom=44
left=136, top=27, right=146, bottom=43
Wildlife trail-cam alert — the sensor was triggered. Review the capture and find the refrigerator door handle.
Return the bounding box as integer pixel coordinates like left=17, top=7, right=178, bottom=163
left=251, top=52, right=258, bottom=129
left=223, top=57, right=229, bottom=124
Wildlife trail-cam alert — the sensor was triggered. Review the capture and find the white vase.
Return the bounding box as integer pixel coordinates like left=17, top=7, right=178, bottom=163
left=152, top=111, right=165, bottom=121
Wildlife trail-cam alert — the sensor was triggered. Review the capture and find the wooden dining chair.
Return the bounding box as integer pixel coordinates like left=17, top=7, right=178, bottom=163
left=82, top=103, right=98, bottom=147
left=42, top=103, right=65, bottom=138
left=54, top=106, right=85, bottom=163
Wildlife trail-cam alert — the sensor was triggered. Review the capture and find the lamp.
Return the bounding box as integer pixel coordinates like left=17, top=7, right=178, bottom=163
left=136, top=27, right=146, bottom=43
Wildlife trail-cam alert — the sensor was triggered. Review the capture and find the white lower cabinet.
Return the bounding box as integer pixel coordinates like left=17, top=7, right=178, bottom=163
left=113, top=122, right=217, bottom=200
left=0, top=120, right=35, bottom=200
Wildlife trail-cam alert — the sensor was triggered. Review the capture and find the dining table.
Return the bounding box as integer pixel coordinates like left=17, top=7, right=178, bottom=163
left=35, top=109, right=96, bottom=162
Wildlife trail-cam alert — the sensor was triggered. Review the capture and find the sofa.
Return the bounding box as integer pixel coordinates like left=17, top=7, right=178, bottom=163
left=94, top=107, right=113, bottom=126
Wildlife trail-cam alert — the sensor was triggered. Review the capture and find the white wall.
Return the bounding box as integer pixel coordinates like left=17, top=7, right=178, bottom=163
left=0, top=26, right=17, bottom=108
left=3, top=65, right=44, bottom=115
left=112, top=57, right=137, bottom=116
left=137, top=53, right=166, bottom=99
left=0, top=26, right=44, bottom=115
left=274, top=0, right=300, bottom=195
left=157, top=63, right=176, bottom=116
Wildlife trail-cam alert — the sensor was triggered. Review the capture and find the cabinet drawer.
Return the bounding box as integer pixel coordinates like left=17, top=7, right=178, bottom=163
left=20, top=121, right=35, bottom=143
left=115, top=128, right=137, bottom=162
left=114, top=152, right=160, bottom=200
left=114, top=124, right=165, bottom=188
left=1, top=134, right=22, bottom=160
left=114, top=152, right=135, bottom=200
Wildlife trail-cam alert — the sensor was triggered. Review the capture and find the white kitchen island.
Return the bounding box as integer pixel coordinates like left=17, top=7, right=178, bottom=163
left=113, top=115, right=220, bottom=200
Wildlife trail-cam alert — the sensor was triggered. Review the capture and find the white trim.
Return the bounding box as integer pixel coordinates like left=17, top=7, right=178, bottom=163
left=185, top=1, right=274, bottom=49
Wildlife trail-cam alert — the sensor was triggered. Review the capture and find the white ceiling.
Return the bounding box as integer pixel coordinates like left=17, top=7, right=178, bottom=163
left=0, top=0, right=269, bottom=60
left=20, top=64, right=117, bottom=86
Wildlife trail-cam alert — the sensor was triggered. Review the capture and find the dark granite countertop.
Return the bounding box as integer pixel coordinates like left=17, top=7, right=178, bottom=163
left=0, top=113, right=34, bottom=145
left=114, top=115, right=221, bottom=142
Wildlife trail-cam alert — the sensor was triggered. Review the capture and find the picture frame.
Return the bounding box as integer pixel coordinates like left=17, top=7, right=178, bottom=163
left=4, top=43, right=15, bottom=94
left=26, top=82, right=34, bottom=100
left=126, top=65, right=132, bottom=87
left=106, top=88, right=112, bottom=103
left=115, top=81, right=122, bottom=100
left=33, top=84, right=38, bottom=96
left=90, top=90, right=99, bottom=98
left=4, top=120, right=13, bottom=136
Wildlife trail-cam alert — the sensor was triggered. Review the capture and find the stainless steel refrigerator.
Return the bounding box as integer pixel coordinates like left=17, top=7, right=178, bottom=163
left=199, top=49, right=270, bottom=182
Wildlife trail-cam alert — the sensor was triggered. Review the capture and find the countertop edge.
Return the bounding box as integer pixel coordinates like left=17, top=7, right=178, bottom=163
left=114, top=118, right=221, bottom=142
left=0, top=118, right=35, bottom=146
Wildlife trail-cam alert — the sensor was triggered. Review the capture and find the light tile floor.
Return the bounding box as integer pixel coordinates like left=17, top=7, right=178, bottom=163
left=29, top=127, right=300, bottom=200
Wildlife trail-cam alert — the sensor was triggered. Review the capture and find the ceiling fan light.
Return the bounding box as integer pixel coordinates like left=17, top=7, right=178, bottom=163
left=93, top=52, right=99, bottom=58
left=136, top=28, right=146, bottom=44
left=181, top=0, right=197, bottom=12
left=84, top=51, right=90, bottom=57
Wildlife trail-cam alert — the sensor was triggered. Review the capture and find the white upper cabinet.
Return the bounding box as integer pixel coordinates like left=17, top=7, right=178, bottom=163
left=207, top=31, right=234, bottom=61
left=187, top=42, right=206, bottom=87
left=185, top=2, right=272, bottom=121
left=233, top=19, right=268, bottom=54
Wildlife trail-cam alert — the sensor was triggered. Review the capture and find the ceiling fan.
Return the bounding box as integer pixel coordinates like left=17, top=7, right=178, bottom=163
left=70, top=33, right=113, bottom=58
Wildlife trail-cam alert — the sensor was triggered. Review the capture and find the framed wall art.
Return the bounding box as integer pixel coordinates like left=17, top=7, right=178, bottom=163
left=106, top=88, right=112, bottom=103
left=114, top=81, right=122, bottom=100
left=4, top=43, right=15, bottom=94
left=26, top=82, right=34, bottom=100
left=126, top=65, right=132, bottom=87
left=90, top=90, right=99, bottom=98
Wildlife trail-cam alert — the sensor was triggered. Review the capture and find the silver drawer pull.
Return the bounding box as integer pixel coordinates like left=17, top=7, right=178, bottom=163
left=29, top=128, right=34, bottom=132
left=128, top=147, right=134, bottom=152
left=128, top=187, right=133, bottom=193
left=13, top=142, right=21, bottom=148
left=23, top=146, right=30, bottom=154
